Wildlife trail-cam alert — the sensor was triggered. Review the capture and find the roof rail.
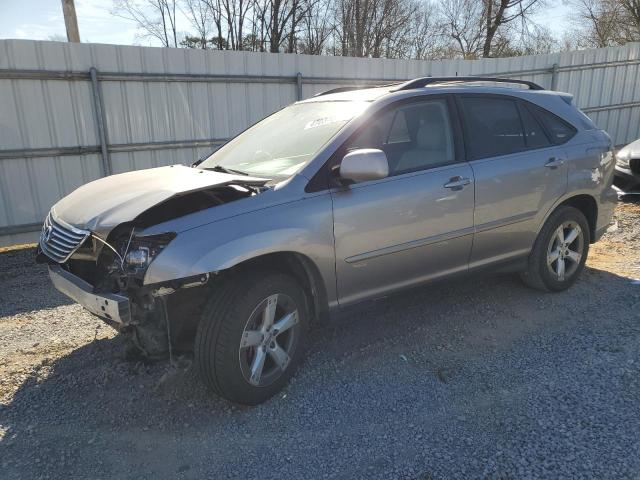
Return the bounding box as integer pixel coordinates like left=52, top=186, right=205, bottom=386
left=313, top=86, right=370, bottom=97
left=313, top=82, right=403, bottom=97
left=391, top=76, right=545, bottom=91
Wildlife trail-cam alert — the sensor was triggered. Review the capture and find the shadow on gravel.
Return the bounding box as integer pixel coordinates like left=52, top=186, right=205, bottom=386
left=1, top=266, right=638, bottom=479
left=0, top=248, right=73, bottom=317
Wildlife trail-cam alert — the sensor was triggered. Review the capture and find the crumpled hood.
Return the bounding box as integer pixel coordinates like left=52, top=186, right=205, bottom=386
left=52, top=165, right=268, bottom=236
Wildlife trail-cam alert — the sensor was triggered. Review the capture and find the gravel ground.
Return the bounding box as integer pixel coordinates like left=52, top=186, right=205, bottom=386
left=1, top=201, right=639, bottom=479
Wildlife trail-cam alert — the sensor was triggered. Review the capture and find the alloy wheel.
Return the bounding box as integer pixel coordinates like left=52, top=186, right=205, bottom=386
left=239, top=293, right=300, bottom=387
left=546, top=221, right=584, bottom=282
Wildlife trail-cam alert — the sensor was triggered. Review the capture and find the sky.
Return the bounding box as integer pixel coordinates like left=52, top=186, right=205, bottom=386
left=0, top=0, right=572, bottom=48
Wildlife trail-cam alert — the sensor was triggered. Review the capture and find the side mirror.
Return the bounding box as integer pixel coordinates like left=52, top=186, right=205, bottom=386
left=339, top=149, right=389, bottom=183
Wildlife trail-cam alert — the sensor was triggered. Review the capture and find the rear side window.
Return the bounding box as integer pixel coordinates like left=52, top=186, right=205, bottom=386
left=527, top=104, right=577, bottom=144
left=459, top=97, right=526, bottom=159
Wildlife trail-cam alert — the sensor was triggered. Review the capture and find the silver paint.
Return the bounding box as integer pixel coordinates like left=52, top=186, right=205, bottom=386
left=339, top=148, right=389, bottom=183
left=45, top=83, right=617, bottom=314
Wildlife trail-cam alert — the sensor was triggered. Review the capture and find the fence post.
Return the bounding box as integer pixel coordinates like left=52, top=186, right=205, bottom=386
left=296, top=72, right=303, bottom=100
left=550, top=63, right=559, bottom=91
left=89, top=67, right=112, bottom=176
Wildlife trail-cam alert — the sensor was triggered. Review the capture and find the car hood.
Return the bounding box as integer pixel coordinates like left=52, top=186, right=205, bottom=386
left=52, top=165, right=269, bottom=236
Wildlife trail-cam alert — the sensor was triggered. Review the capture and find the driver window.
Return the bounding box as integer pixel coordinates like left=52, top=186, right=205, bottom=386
left=346, top=99, right=455, bottom=176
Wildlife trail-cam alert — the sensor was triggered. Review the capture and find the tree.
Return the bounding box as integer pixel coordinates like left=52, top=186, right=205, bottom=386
left=113, top=0, right=179, bottom=47
left=333, top=0, right=415, bottom=58
left=439, top=0, right=484, bottom=58
left=210, top=35, right=231, bottom=48
left=113, top=0, right=571, bottom=59
left=252, top=0, right=315, bottom=53
left=405, top=1, right=449, bottom=60
left=297, top=0, right=334, bottom=54
left=619, top=0, right=640, bottom=39
left=481, top=0, right=544, bottom=57
left=569, top=0, right=640, bottom=47
left=219, top=0, right=253, bottom=49
left=492, top=23, right=558, bottom=56
left=181, top=35, right=214, bottom=47
left=439, top=0, right=546, bottom=58
left=183, top=0, right=215, bottom=48
left=48, top=34, right=69, bottom=42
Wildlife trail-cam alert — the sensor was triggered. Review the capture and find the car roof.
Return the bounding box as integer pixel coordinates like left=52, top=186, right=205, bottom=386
left=300, top=77, right=590, bottom=132
left=301, top=86, right=395, bottom=102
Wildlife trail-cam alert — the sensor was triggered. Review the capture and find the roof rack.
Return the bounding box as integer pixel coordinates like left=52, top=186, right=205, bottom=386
left=390, top=76, right=545, bottom=91
left=313, top=82, right=403, bottom=97
left=313, top=86, right=370, bottom=97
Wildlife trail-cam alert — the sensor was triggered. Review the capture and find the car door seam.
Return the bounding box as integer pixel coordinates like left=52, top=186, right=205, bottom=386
left=474, top=211, right=538, bottom=234
left=344, top=227, right=475, bottom=264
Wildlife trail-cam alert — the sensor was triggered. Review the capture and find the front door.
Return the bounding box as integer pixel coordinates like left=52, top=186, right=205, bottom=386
left=330, top=97, right=475, bottom=306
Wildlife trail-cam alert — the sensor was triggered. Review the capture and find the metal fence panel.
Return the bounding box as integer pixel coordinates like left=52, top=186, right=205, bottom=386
left=1, top=39, right=639, bottom=246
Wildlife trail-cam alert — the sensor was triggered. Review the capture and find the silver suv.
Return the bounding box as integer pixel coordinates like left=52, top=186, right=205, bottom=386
left=38, top=77, right=617, bottom=405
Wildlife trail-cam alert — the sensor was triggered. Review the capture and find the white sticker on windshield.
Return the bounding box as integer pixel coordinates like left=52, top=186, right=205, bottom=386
left=304, top=115, right=348, bottom=130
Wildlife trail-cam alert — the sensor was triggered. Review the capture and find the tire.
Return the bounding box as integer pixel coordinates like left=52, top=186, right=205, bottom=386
left=520, top=206, right=591, bottom=292
left=195, top=271, right=309, bottom=405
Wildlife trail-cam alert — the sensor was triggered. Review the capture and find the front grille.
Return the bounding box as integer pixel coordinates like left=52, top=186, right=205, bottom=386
left=39, top=213, right=90, bottom=263
left=631, top=158, right=640, bottom=175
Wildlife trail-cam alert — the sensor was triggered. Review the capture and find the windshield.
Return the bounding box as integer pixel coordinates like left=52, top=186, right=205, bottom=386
left=199, top=101, right=369, bottom=178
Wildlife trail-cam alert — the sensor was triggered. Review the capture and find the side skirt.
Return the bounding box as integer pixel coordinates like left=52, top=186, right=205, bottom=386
left=327, top=255, right=529, bottom=321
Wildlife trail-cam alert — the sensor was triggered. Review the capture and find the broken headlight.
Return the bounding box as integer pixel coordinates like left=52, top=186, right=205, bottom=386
left=125, top=247, right=150, bottom=267
left=123, top=232, right=176, bottom=272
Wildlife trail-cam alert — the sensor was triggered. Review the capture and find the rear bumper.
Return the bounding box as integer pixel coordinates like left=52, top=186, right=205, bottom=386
left=48, top=265, right=131, bottom=324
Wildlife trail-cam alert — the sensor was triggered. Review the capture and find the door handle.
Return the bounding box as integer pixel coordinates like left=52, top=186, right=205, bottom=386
left=443, top=176, right=471, bottom=190
left=545, top=157, right=565, bottom=169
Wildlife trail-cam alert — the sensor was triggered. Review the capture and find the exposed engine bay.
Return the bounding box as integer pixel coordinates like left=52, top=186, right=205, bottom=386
left=37, top=178, right=265, bottom=359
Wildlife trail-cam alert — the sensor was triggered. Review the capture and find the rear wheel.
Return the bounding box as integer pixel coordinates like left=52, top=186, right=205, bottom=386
left=195, top=271, right=309, bottom=405
left=520, top=206, right=590, bottom=292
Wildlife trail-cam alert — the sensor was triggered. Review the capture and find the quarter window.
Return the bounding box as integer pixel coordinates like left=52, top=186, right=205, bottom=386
left=518, top=103, right=551, bottom=149
left=527, top=104, right=577, bottom=144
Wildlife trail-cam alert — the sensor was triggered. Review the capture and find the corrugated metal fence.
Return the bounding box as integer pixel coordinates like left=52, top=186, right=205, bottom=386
left=1, top=39, right=639, bottom=246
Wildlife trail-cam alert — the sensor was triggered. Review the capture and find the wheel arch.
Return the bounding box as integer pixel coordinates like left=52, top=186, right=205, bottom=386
left=540, top=193, right=598, bottom=243
left=223, top=251, right=330, bottom=324
left=556, top=194, right=598, bottom=243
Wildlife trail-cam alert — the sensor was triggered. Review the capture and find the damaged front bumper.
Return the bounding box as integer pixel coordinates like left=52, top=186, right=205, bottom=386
left=48, top=265, right=131, bottom=324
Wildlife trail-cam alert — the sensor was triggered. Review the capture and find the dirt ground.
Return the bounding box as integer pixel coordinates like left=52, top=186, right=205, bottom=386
left=1, top=200, right=639, bottom=479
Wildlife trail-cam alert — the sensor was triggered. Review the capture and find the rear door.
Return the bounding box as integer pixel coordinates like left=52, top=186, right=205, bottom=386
left=456, top=95, right=569, bottom=268
left=330, top=96, right=475, bottom=306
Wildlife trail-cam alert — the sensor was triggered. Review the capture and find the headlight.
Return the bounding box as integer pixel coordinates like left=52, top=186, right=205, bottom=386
left=125, top=247, right=150, bottom=267
left=123, top=232, right=176, bottom=271
left=616, top=149, right=631, bottom=169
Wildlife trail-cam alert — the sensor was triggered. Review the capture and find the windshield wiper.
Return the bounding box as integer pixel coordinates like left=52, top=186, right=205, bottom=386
left=203, top=165, right=250, bottom=176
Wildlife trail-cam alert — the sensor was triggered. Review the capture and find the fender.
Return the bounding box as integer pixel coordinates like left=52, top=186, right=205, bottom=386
left=142, top=193, right=338, bottom=306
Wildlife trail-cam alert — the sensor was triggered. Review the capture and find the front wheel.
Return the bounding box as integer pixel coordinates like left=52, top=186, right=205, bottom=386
left=195, top=271, right=309, bottom=405
left=520, top=206, right=590, bottom=292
